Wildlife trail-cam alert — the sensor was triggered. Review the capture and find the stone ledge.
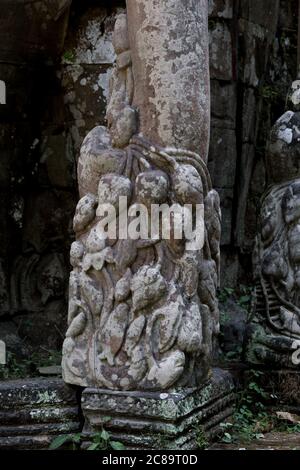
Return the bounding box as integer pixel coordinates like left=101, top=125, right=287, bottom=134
left=81, top=368, right=236, bottom=450
left=0, top=378, right=81, bottom=450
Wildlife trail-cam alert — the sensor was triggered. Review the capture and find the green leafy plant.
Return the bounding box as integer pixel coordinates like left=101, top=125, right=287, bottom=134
left=219, top=371, right=273, bottom=444
left=0, top=349, right=62, bottom=380
left=50, top=433, right=81, bottom=450
left=218, top=370, right=300, bottom=445
left=260, top=85, right=281, bottom=103
left=62, top=50, right=76, bottom=63
left=87, top=429, right=125, bottom=451
left=193, top=425, right=209, bottom=450
left=49, top=428, right=125, bottom=451
left=0, top=352, right=33, bottom=380
left=218, top=287, right=234, bottom=303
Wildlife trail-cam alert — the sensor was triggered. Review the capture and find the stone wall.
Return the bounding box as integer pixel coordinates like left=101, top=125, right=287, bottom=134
left=0, top=0, right=298, bottom=358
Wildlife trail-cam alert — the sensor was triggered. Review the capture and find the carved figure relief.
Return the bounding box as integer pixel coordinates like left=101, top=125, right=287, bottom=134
left=62, top=12, right=220, bottom=390
left=248, top=107, right=300, bottom=367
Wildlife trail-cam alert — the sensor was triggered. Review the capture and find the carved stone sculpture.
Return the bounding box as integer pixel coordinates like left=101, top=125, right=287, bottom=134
left=61, top=1, right=237, bottom=449
left=247, top=94, right=300, bottom=367
left=62, top=2, right=221, bottom=392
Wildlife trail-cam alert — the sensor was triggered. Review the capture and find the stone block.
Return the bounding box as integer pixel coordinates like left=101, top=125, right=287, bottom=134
left=0, top=378, right=80, bottom=450
left=238, top=19, right=275, bottom=87
left=63, top=8, right=118, bottom=66
left=0, top=0, right=70, bottom=62
left=242, top=88, right=257, bottom=143
left=208, top=127, right=237, bottom=189
left=211, top=80, right=237, bottom=130
left=209, top=21, right=233, bottom=81
left=235, top=143, right=255, bottom=248
left=209, top=0, right=233, bottom=19
left=220, top=248, right=239, bottom=289
left=218, top=188, right=234, bottom=246
left=81, top=368, right=236, bottom=450
left=240, top=0, right=280, bottom=32
left=40, top=129, right=76, bottom=189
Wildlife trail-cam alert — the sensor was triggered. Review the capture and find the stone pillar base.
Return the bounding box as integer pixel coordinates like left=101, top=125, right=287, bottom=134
left=81, top=368, right=236, bottom=450
left=0, top=378, right=80, bottom=450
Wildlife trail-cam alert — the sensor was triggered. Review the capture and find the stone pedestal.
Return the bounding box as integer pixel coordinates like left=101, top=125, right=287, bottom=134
left=0, top=378, right=80, bottom=450
left=81, top=368, right=235, bottom=450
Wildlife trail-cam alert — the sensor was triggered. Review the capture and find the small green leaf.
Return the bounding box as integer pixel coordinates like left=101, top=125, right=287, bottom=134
left=72, top=434, right=82, bottom=443
left=101, top=430, right=110, bottom=441
left=110, top=441, right=125, bottom=450
left=87, top=443, right=99, bottom=451
left=239, top=295, right=250, bottom=304
left=49, top=434, right=71, bottom=450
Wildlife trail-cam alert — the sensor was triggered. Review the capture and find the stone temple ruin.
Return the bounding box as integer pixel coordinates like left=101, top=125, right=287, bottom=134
left=1, top=0, right=300, bottom=451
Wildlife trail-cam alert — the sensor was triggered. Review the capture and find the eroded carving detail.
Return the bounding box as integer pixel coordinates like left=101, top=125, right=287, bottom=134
left=247, top=106, right=300, bottom=367
left=62, top=12, right=220, bottom=391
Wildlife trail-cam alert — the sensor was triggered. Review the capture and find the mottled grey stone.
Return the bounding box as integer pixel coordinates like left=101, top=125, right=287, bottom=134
left=217, top=188, right=234, bottom=246
left=209, top=0, right=233, bottom=19
left=220, top=299, right=247, bottom=353
left=209, top=21, right=233, bottom=81
left=209, top=127, right=237, bottom=189
left=0, top=377, right=80, bottom=450
left=240, top=0, right=280, bottom=32
left=242, top=88, right=257, bottom=143
left=220, top=249, right=239, bottom=289
left=211, top=80, right=237, bottom=130
left=81, top=368, right=236, bottom=450
left=235, top=143, right=256, bottom=248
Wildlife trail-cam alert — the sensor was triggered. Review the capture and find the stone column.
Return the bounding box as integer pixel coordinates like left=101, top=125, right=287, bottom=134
left=127, top=0, right=210, bottom=158
left=62, top=0, right=235, bottom=449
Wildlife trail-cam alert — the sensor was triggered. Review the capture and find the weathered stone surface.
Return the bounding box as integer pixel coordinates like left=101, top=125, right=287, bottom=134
left=208, top=128, right=237, bottom=189
left=235, top=143, right=256, bottom=248
left=0, top=0, right=70, bottom=62
left=220, top=249, right=239, bottom=289
left=240, top=0, right=280, bottom=32
left=266, top=111, right=300, bottom=184
left=211, top=80, right=237, bottom=130
left=0, top=322, right=29, bottom=359
left=209, top=21, right=233, bottom=81
left=209, top=0, right=233, bottom=19
left=0, top=378, right=80, bottom=450
left=219, top=299, right=247, bottom=354
left=81, top=368, right=236, bottom=450
left=127, top=0, right=210, bottom=157
left=217, top=188, right=234, bottom=246
left=242, top=88, right=257, bottom=143
left=62, top=2, right=221, bottom=393
left=246, top=96, right=300, bottom=368
left=210, top=431, right=300, bottom=450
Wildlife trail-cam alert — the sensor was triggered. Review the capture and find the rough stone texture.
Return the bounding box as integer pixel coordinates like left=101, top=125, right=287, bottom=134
left=246, top=98, right=300, bottom=368
left=210, top=432, right=300, bottom=450
left=219, top=299, right=247, bottom=354
left=209, top=21, right=233, bottom=81
left=209, top=0, right=233, bottom=19
left=0, top=378, right=80, bottom=450
left=81, top=368, right=236, bottom=450
left=0, top=2, right=123, bottom=358
left=62, top=3, right=221, bottom=392
left=127, top=0, right=210, bottom=158
left=1, top=0, right=299, bottom=355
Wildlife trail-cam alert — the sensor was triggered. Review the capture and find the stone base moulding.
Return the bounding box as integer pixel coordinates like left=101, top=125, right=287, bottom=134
left=0, top=378, right=81, bottom=450
left=81, top=368, right=236, bottom=450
